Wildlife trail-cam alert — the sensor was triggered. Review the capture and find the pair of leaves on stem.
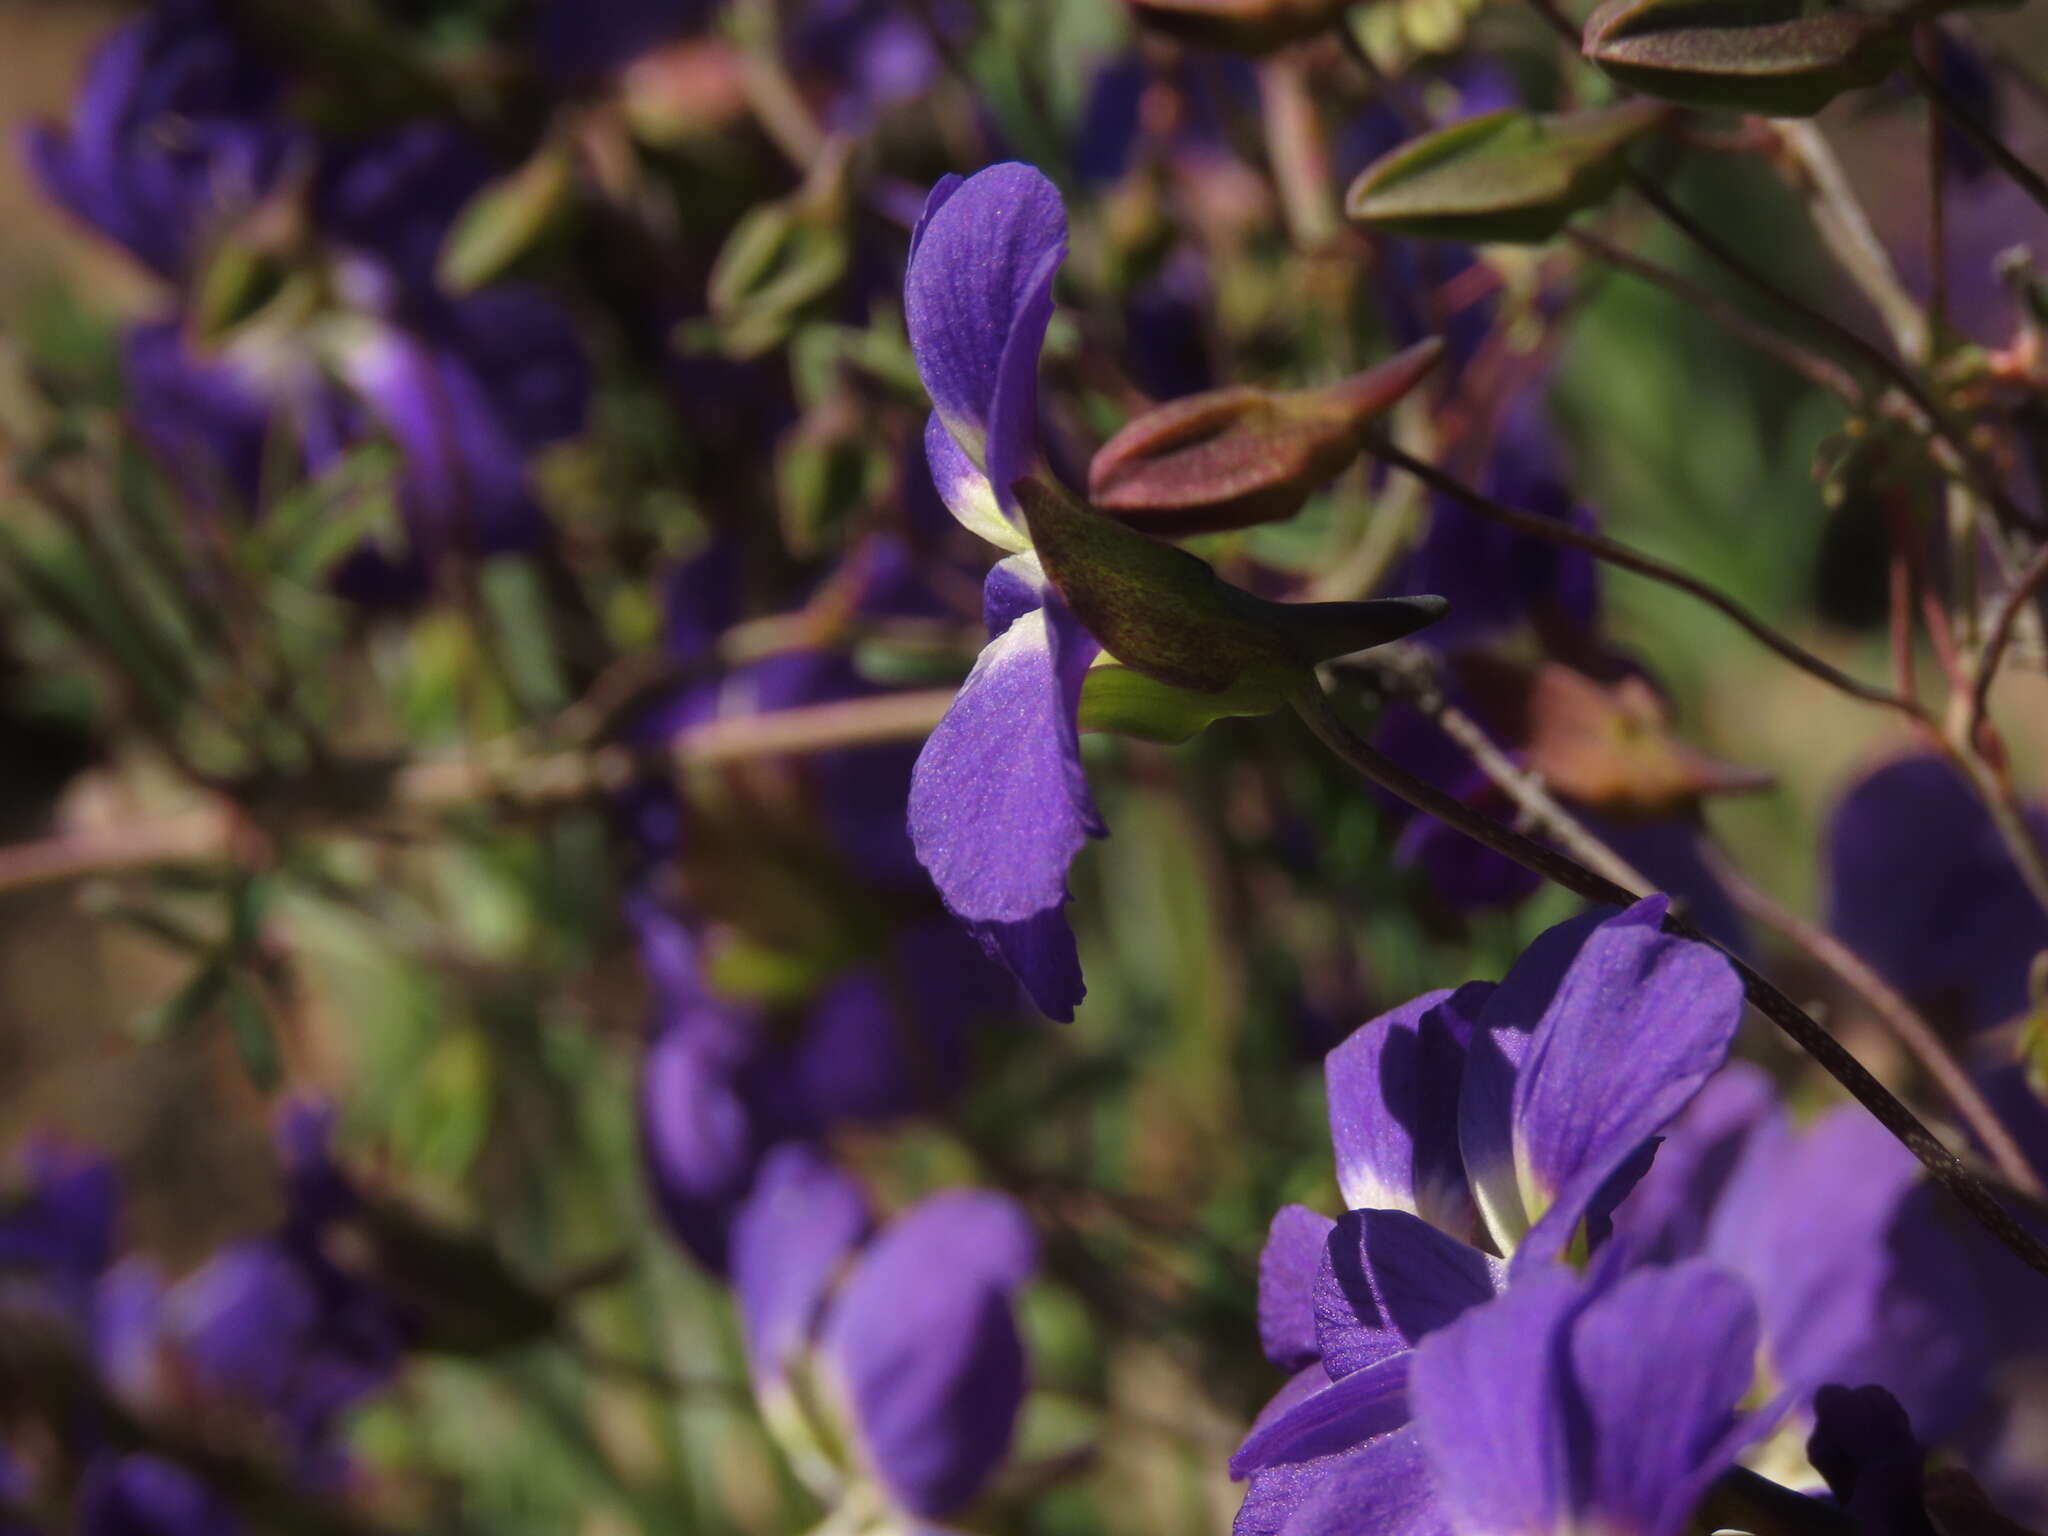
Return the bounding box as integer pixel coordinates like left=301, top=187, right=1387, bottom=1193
left=1347, top=0, right=1934, bottom=249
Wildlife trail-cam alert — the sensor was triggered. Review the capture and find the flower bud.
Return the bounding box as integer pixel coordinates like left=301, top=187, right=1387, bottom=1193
left=1128, top=0, right=1360, bottom=53
left=1089, top=338, right=1444, bottom=536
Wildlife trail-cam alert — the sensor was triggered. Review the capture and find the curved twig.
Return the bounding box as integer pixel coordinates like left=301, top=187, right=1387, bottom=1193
left=1369, top=439, right=1928, bottom=720
left=1290, top=678, right=2048, bottom=1282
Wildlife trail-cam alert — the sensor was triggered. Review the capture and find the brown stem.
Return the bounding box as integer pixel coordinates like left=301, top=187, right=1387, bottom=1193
left=1258, top=53, right=1339, bottom=251
left=1911, top=52, right=2048, bottom=221
left=1288, top=679, right=2048, bottom=1281
left=0, top=689, right=960, bottom=898
left=1967, top=539, right=2048, bottom=736
left=1565, top=228, right=1862, bottom=402
left=1346, top=649, right=1659, bottom=897
left=1921, top=27, right=1951, bottom=351
left=1622, top=168, right=2036, bottom=536
left=1698, top=840, right=2045, bottom=1199
left=1370, top=438, right=1928, bottom=720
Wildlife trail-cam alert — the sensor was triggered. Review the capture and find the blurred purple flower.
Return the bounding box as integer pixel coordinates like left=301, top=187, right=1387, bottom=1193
left=78, top=1454, right=240, bottom=1536
left=1826, top=754, right=2048, bottom=1034
left=1393, top=390, right=1600, bottom=653
left=26, top=19, right=588, bottom=605
left=20, top=0, right=299, bottom=281
left=1606, top=1062, right=2007, bottom=1446
left=731, top=1145, right=1037, bottom=1520
left=633, top=536, right=1019, bottom=1267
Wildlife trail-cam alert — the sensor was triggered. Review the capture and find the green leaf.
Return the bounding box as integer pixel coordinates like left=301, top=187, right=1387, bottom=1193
left=225, top=974, right=283, bottom=1092
left=1014, top=477, right=1448, bottom=696
left=438, top=139, right=578, bottom=294
left=1582, top=0, right=1906, bottom=115
left=1344, top=103, right=1667, bottom=243
left=1078, top=662, right=1288, bottom=743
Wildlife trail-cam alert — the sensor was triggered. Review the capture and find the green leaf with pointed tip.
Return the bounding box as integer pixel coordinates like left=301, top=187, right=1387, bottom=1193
left=1582, top=0, right=1906, bottom=115
left=1013, top=476, right=1450, bottom=695
left=438, top=140, right=577, bottom=295
left=1078, top=663, right=1290, bottom=744
left=1345, top=103, right=1666, bottom=244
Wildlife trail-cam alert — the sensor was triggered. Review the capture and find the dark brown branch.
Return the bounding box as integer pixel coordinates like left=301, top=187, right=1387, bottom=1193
left=1369, top=439, right=1927, bottom=719
left=1289, top=679, right=2048, bottom=1282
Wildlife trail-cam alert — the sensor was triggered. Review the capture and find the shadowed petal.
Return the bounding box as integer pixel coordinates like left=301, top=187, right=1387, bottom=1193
left=1325, top=984, right=1487, bottom=1237
left=1704, top=1107, right=1921, bottom=1403
left=1410, top=1268, right=1578, bottom=1536
left=1231, top=1354, right=1412, bottom=1480
left=1827, top=754, right=2048, bottom=1032
left=1261, top=1206, right=1335, bottom=1373
left=909, top=559, right=1103, bottom=1019
left=904, top=163, right=1066, bottom=491
left=1278, top=1429, right=1449, bottom=1536
left=1806, top=1385, right=1936, bottom=1536
left=1458, top=910, right=1614, bottom=1255
left=729, top=1145, right=870, bottom=1386
left=1565, top=1262, right=1762, bottom=1536
left=821, top=1192, right=1037, bottom=1518
left=1604, top=1063, right=1779, bottom=1266
left=1314, top=1211, right=1503, bottom=1381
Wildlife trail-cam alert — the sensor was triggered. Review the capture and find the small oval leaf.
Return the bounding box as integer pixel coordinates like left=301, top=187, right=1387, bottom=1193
left=1344, top=103, right=1667, bottom=244
left=1582, top=0, right=1906, bottom=116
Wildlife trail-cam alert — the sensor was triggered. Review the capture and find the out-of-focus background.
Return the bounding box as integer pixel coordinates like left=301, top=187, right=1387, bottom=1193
left=6, top=0, right=2048, bottom=1530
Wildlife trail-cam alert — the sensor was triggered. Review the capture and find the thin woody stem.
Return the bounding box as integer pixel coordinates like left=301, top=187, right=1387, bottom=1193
left=0, top=689, right=960, bottom=898
left=1911, top=51, right=2048, bottom=220
left=1774, top=121, right=1930, bottom=364
left=1698, top=840, right=2045, bottom=1199
left=1564, top=228, right=1863, bottom=402
left=1370, top=438, right=1928, bottom=719
left=1343, top=648, right=1660, bottom=897
left=1967, top=539, right=2048, bottom=736
left=1620, top=167, right=2036, bottom=536
left=1289, top=678, right=2048, bottom=1282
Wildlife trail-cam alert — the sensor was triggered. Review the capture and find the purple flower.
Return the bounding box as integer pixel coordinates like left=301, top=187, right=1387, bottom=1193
left=730, top=1146, right=1037, bottom=1520
left=907, top=552, right=1103, bottom=1020
left=27, top=10, right=589, bottom=606
left=1235, top=900, right=1744, bottom=1534
left=0, top=1141, right=120, bottom=1308
left=20, top=0, right=298, bottom=281
left=904, top=163, right=1112, bottom=1019
left=1606, top=1062, right=2006, bottom=1445
left=1401, top=1260, right=1768, bottom=1536
left=79, top=1454, right=240, bottom=1536
left=1826, top=754, right=2048, bottom=1034
left=634, top=905, right=999, bottom=1270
